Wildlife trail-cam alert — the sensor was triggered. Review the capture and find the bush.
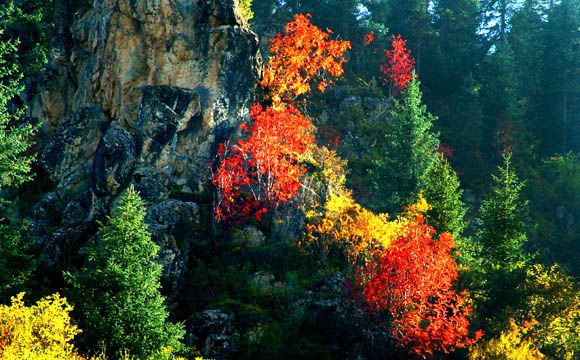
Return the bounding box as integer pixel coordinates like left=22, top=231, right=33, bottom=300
left=0, top=292, right=84, bottom=359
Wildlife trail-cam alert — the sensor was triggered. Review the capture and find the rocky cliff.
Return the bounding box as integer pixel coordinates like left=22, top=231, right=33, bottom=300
left=24, top=0, right=259, bottom=289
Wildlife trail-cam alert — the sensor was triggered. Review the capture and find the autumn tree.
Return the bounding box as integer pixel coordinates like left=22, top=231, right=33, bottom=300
left=469, top=318, right=545, bottom=360
left=306, top=188, right=402, bottom=262
left=358, top=217, right=482, bottom=357
left=380, top=34, right=415, bottom=94
left=212, top=104, right=315, bottom=222
left=213, top=14, right=350, bottom=222
left=259, top=13, right=351, bottom=104
left=518, top=264, right=580, bottom=359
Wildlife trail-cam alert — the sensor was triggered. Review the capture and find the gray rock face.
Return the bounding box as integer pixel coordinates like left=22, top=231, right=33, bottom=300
left=289, top=273, right=395, bottom=360
left=26, top=0, right=259, bottom=282
left=145, top=199, right=201, bottom=292
left=187, top=309, right=240, bottom=360
left=92, top=126, right=137, bottom=197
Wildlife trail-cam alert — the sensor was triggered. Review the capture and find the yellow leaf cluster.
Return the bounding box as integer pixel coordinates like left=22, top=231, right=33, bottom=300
left=522, top=264, right=580, bottom=360
left=403, top=191, right=431, bottom=220
left=304, top=149, right=434, bottom=263
left=307, top=189, right=404, bottom=262
left=0, top=292, right=84, bottom=360
left=469, top=318, right=545, bottom=360
left=237, top=0, right=253, bottom=23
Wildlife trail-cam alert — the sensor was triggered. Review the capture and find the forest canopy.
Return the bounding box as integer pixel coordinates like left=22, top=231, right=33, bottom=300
left=0, top=0, right=578, bottom=359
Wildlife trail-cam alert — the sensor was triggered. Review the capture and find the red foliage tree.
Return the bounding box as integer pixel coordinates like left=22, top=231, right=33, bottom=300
left=380, top=34, right=415, bottom=92
left=358, top=217, right=482, bottom=357
left=212, top=104, right=315, bottom=222
left=259, top=13, right=351, bottom=104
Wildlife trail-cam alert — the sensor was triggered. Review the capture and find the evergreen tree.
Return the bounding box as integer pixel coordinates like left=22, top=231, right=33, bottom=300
left=281, top=0, right=361, bottom=40
left=480, top=0, right=519, bottom=43
left=0, top=221, right=34, bottom=302
left=380, top=0, right=434, bottom=74
left=422, top=154, right=467, bottom=239
left=0, top=0, right=49, bottom=77
left=0, top=37, right=36, bottom=190
left=68, top=187, right=184, bottom=358
left=480, top=42, right=526, bottom=160
left=433, top=0, right=487, bottom=186
left=508, top=0, right=546, bottom=157
left=477, top=158, right=529, bottom=268
left=475, top=152, right=531, bottom=329
left=541, top=0, right=579, bottom=154
left=370, top=78, right=438, bottom=214
left=0, top=1, right=38, bottom=302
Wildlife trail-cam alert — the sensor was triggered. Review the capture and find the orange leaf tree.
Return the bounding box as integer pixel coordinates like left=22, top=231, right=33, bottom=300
left=380, top=34, right=415, bottom=93
left=358, top=217, right=482, bottom=357
left=213, top=14, right=350, bottom=222
left=212, top=104, right=314, bottom=222
left=259, top=13, right=351, bottom=104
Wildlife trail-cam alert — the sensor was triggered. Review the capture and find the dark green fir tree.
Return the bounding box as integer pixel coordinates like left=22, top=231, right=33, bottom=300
left=475, top=152, right=532, bottom=331
left=370, top=77, right=439, bottom=214
left=422, top=154, right=467, bottom=239
left=68, top=187, right=185, bottom=358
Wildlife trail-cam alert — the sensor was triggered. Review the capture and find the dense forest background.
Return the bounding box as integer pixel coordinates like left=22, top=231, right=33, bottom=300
left=0, top=0, right=578, bottom=359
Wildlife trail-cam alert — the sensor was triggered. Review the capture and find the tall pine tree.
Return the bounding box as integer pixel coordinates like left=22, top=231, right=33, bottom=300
left=422, top=154, right=467, bottom=239
left=541, top=0, right=579, bottom=154
left=370, top=78, right=439, bottom=214
left=475, top=152, right=531, bottom=330
left=68, top=187, right=184, bottom=358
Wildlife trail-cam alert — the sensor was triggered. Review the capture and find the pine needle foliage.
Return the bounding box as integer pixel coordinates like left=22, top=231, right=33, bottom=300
left=67, top=187, right=184, bottom=359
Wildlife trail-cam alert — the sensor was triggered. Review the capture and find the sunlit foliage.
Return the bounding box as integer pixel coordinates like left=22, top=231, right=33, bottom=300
left=358, top=218, right=482, bottom=357
left=259, top=13, right=351, bottom=104
left=238, top=0, right=253, bottom=23
left=469, top=319, right=544, bottom=360
left=307, top=189, right=401, bottom=262
left=0, top=292, right=84, bottom=360
left=521, top=264, right=580, bottom=359
left=213, top=104, right=315, bottom=222
left=380, top=34, right=415, bottom=92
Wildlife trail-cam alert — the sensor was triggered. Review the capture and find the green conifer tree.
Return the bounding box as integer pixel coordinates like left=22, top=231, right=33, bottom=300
left=68, top=187, right=184, bottom=358
left=370, top=77, right=439, bottom=214
left=476, top=152, right=531, bottom=330
left=422, top=154, right=467, bottom=239
left=0, top=3, right=39, bottom=301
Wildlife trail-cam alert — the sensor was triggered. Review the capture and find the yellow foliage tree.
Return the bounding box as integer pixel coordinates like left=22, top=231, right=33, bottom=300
left=0, top=292, right=84, bottom=360
left=307, top=190, right=403, bottom=262
left=305, top=152, right=435, bottom=263
left=469, top=318, right=545, bottom=360
left=521, top=264, right=580, bottom=359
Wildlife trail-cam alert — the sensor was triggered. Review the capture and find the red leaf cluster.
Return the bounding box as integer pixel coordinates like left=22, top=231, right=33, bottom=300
left=364, top=31, right=375, bottom=46
left=259, top=14, right=351, bottom=103
left=358, top=217, right=482, bottom=357
left=212, top=104, right=314, bottom=222
left=438, top=144, right=455, bottom=159
left=380, top=34, right=415, bottom=91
